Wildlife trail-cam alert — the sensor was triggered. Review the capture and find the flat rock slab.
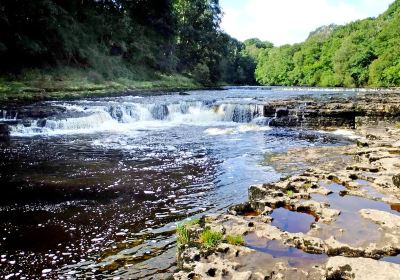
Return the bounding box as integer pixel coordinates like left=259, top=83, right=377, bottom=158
left=326, top=256, right=400, bottom=280
left=360, top=209, right=400, bottom=229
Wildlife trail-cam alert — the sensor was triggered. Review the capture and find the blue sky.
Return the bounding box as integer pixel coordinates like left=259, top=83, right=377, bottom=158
left=220, top=0, right=395, bottom=45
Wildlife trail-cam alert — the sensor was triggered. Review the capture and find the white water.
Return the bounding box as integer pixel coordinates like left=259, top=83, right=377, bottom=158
left=10, top=100, right=268, bottom=136
left=0, top=109, right=18, bottom=121
left=6, top=87, right=361, bottom=137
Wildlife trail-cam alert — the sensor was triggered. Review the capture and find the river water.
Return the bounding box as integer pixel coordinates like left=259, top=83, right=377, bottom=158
left=0, top=87, right=352, bottom=279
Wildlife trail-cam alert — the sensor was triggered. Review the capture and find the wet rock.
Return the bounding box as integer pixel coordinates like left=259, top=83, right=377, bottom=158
left=176, top=123, right=400, bottom=279
left=0, top=123, right=10, bottom=141
left=36, top=119, right=47, bottom=127
left=269, top=116, right=298, bottom=127
left=275, top=107, right=289, bottom=118
left=357, top=140, right=369, bottom=147
left=326, top=256, right=400, bottom=280
left=393, top=174, right=400, bottom=188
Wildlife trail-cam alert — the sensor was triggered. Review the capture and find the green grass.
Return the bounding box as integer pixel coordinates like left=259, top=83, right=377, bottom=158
left=176, top=223, right=190, bottom=246
left=225, top=234, right=245, bottom=246
left=199, top=229, right=223, bottom=249
left=286, top=190, right=294, bottom=197
left=176, top=218, right=201, bottom=246
left=186, top=218, right=200, bottom=226
left=395, top=122, right=400, bottom=129
left=0, top=66, right=200, bottom=102
left=303, top=182, right=313, bottom=189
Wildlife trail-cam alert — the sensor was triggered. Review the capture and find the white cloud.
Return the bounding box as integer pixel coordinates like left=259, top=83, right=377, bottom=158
left=220, top=0, right=394, bottom=46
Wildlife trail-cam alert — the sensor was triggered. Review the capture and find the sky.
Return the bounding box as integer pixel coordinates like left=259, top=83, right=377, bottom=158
left=220, top=0, right=395, bottom=46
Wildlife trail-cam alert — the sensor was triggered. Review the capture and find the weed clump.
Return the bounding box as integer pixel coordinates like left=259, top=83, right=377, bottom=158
left=176, top=218, right=200, bottom=246
left=225, top=234, right=245, bottom=246
left=286, top=190, right=294, bottom=197
left=199, top=229, right=223, bottom=249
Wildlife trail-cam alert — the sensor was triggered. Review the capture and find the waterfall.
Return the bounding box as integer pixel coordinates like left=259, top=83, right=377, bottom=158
left=43, top=111, right=116, bottom=130
left=104, top=101, right=264, bottom=124
left=216, top=104, right=264, bottom=123
left=0, top=110, right=17, bottom=121
left=9, top=100, right=268, bottom=136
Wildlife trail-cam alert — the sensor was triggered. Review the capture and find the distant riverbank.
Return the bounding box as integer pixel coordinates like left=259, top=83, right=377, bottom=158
left=0, top=72, right=206, bottom=104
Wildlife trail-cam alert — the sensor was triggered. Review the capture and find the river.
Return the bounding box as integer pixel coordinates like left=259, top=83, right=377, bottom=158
left=0, top=87, right=353, bottom=279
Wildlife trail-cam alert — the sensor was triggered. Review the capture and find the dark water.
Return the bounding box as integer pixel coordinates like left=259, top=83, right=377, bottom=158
left=0, top=88, right=353, bottom=279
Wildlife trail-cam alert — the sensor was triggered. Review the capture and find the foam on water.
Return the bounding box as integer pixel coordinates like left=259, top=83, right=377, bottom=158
left=10, top=99, right=268, bottom=137
left=330, top=129, right=360, bottom=140
left=204, top=124, right=271, bottom=136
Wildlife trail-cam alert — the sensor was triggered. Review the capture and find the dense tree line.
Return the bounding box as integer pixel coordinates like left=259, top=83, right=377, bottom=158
left=0, top=0, right=255, bottom=85
left=255, top=0, right=400, bottom=87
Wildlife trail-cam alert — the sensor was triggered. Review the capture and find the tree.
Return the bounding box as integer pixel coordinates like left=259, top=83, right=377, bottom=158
left=254, top=0, right=400, bottom=88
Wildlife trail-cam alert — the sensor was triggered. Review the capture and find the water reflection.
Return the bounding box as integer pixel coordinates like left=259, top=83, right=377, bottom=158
left=0, top=89, right=352, bottom=279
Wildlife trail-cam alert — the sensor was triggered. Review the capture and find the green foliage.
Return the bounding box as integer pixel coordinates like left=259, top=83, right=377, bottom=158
left=256, top=45, right=299, bottom=85
left=192, top=63, right=211, bottom=85
left=199, top=229, right=223, bottom=249
left=186, top=218, right=200, bottom=226
left=225, top=234, right=245, bottom=246
left=255, top=0, right=400, bottom=87
left=0, top=67, right=199, bottom=102
left=0, top=0, right=257, bottom=88
left=286, top=190, right=294, bottom=197
left=176, top=223, right=190, bottom=246
left=175, top=218, right=200, bottom=246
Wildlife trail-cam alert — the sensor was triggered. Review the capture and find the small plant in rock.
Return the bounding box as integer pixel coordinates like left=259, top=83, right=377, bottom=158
left=286, top=190, right=294, bottom=197
left=199, top=229, right=223, bottom=249
left=395, top=122, right=400, bottom=129
left=225, top=234, right=245, bottom=246
left=186, top=218, right=200, bottom=226
left=303, top=182, right=313, bottom=189
left=176, top=223, right=190, bottom=246
left=176, top=218, right=201, bottom=246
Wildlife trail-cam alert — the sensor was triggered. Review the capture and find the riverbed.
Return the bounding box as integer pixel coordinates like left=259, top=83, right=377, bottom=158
left=0, top=87, right=353, bottom=279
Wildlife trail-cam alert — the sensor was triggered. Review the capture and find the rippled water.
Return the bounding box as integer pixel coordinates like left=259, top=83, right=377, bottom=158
left=0, top=88, right=353, bottom=279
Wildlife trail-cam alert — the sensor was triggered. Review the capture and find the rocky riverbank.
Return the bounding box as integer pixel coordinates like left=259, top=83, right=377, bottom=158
left=174, top=124, right=400, bottom=279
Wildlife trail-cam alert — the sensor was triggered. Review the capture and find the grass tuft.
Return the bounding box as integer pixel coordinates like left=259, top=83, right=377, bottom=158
left=303, top=182, right=313, bottom=189
left=286, top=190, right=294, bottom=197
left=176, top=218, right=201, bottom=246
left=225, top=234, right=245, bottom=246
left=176, top=223, right=190, bottom=246
left=199, top=229, right=223, bottom=249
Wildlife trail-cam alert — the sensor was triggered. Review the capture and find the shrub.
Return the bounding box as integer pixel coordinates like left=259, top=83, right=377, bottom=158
left=191, top=63, right=211, bottom=85
left=199, top=229, right=223, bottom=249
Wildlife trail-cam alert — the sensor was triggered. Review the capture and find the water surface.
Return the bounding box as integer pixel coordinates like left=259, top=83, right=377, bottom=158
left=0, top=88, right=353, bottom=279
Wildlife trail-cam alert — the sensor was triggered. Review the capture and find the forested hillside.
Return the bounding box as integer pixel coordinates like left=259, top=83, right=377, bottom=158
left=0, top=0, right=256, bottom=99
left=255, top=0, right=400, bottom=87
left=1, top=0, right=399, bottom=97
